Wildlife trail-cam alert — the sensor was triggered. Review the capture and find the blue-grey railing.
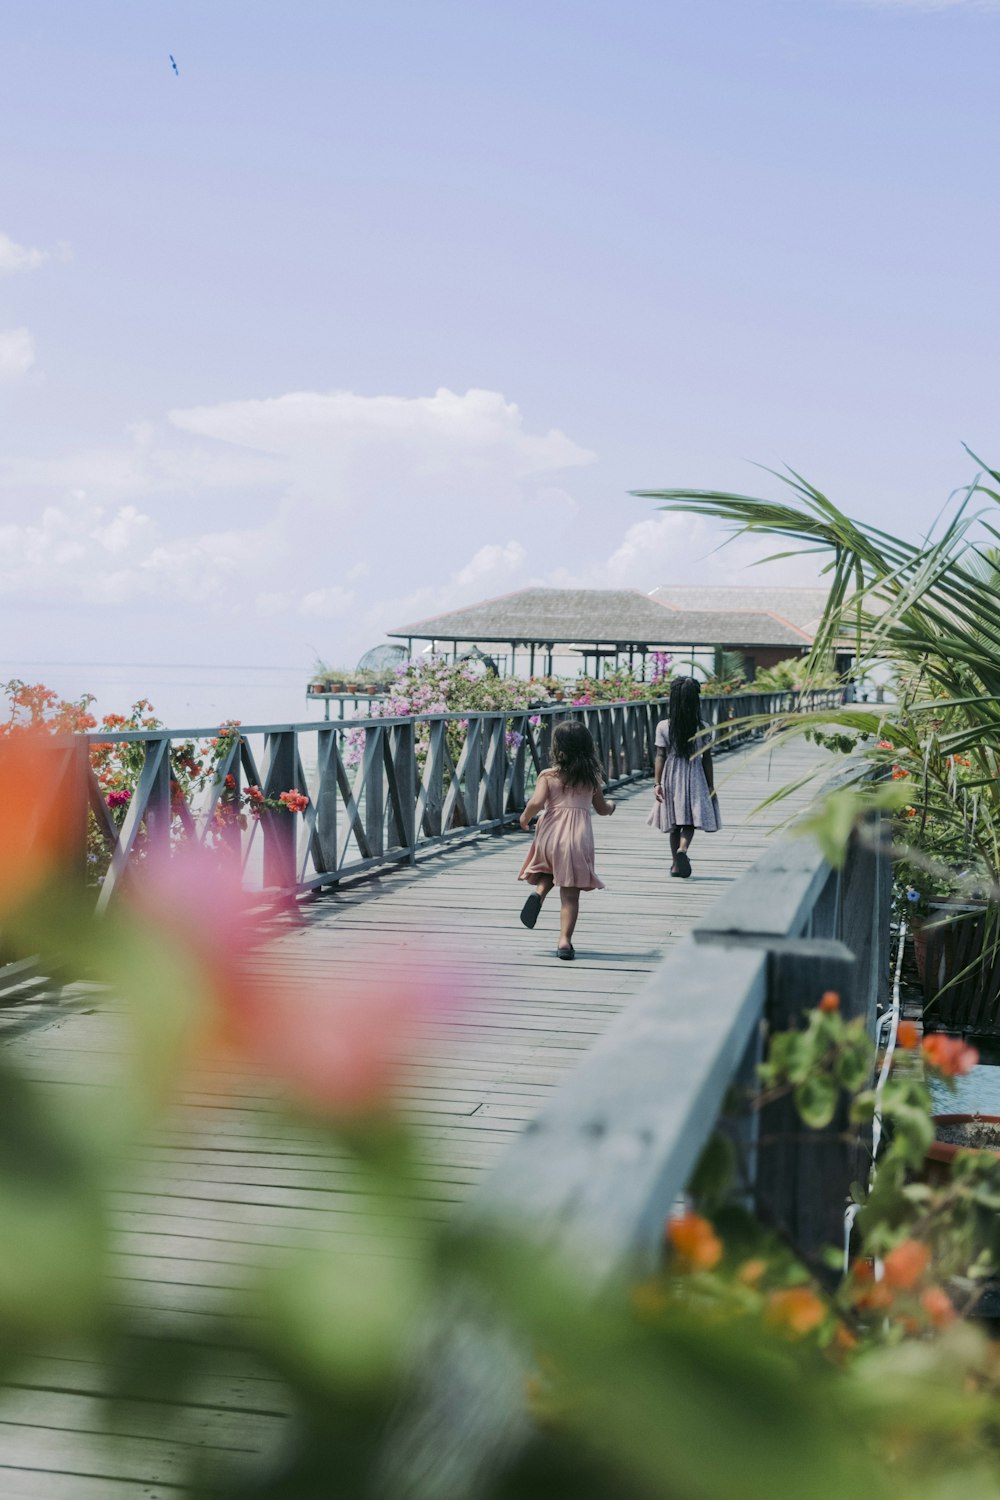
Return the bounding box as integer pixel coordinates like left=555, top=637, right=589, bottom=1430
left=74, top=689, right=841, bottom=906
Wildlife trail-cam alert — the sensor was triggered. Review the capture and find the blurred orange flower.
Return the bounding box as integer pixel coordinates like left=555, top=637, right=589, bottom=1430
left=920, top=1285, right=956, bottom=1328
left=667, top=1212, right=723, bottom=1271
left=883, top=1239, right=931, bottom=1291
left=896, top=1020, right=919, bottom=1049
left=922, top=1034, right=979, bottom=1077
left=765, top=1286, right=825, bottom=1337
left=818, top=990, right=840, bottom=1013
left=0, top=731, right=84, bottom=917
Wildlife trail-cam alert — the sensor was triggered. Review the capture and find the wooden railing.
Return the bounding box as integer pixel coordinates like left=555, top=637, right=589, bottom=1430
left=75, top=689, right=840, bottom=907
left=472, top=808, right=891, bottom=1278
left=382, top=793, right=891, bottom=1498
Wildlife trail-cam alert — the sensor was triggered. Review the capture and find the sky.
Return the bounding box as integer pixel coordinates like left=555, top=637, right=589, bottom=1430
left=3, top=0, right=1000, bottom=679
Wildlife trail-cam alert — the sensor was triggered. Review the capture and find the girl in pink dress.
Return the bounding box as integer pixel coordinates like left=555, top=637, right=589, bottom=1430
left=517, top=720, right=616, bottom=960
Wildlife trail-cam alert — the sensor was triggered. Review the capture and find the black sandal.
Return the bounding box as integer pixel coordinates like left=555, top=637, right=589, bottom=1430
left=676, top=851, right=692, bottom=879
left=520, top=893, right=543, bottom=928
left=557, top=944, right=575, bottom=960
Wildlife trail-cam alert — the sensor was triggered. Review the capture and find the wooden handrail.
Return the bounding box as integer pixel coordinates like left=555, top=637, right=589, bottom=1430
left=78, top=690, right=841, bottom=905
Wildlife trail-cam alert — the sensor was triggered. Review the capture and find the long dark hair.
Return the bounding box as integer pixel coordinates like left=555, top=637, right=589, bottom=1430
left=549, top=719, right=604, bottom=789
left=667, top=676, right=703, bottom=760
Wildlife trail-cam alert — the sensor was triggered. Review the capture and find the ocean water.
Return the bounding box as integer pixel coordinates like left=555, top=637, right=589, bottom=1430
left=929, top=1065, right=1000, bottom=1117
left=0, top=660, right=331, bottom=735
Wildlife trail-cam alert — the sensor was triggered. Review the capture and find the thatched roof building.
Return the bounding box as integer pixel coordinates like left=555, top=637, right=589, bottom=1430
left=388, top=586, right=820, bottom=677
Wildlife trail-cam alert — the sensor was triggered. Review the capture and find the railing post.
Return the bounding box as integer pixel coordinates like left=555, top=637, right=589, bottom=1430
left=364, top=724, right=386, bottom=858
left=312, top=728, right=339, bottom=879
left=143, top=735, right=173, bottom=856
left=755, top=939, right=858, bottom=1261
left=463, top=719, right=482, bottom=826
left=262, top=730, right=297, bottom=889
left=391, top=721, right=417, bottom=862
left=422, top=720, right=445, bottom=837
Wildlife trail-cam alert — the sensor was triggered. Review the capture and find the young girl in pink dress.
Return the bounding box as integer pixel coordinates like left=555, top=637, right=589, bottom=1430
left=517, top=720, right=616, bottom=960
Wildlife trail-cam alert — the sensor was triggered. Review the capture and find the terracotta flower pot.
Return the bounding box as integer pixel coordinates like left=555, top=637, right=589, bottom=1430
left=925, top=1114, right=1000, bottom=1186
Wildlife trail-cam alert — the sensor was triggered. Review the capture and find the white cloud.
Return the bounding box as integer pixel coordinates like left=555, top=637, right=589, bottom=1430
left=167, top=386, right=594, bottom=498
left=0, top=494, right=285, bottom=608
left=0, top=232, right=51, bottom=275
left=0, top=386, right=592, bottom=649
left=0, top=328, right=36, bottom=380
left=299, top=586, right=355, bottom=619
left=369, top=539, right=530, bottom=637
left=595, top=512, right=825, bottom=591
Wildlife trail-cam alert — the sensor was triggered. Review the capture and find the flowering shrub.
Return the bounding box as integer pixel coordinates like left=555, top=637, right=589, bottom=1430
left=3, top=683, right=310, bottom=881
left=343, top=656, right=537, bottom=770
left=661, top=990, right=997, bottom=1364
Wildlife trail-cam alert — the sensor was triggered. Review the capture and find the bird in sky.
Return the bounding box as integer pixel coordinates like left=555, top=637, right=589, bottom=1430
left=169, top=54, right=179, bottom=75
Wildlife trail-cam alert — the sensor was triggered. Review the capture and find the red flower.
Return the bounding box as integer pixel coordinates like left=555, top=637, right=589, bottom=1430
left=224, top=774, right=236, bottom=791
left=922, top=1034, right=979, bottom=1077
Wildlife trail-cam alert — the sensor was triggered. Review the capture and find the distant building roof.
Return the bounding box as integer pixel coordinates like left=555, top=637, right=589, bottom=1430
left=651, top=585, right=831, bottom=634
left=388, top=587, right=812, bottom=649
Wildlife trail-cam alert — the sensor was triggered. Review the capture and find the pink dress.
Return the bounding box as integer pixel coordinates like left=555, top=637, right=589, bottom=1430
left=518, top=772, right=605, bottom=891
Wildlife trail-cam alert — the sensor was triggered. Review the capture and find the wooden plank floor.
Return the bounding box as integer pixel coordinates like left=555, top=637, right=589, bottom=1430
left=0, top=735, right=829, bottom=1495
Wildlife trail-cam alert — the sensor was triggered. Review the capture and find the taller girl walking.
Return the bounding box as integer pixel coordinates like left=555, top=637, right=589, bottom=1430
left=648, top=676, right=720, bottom=876
left=517, top=720, right=615, bottom=960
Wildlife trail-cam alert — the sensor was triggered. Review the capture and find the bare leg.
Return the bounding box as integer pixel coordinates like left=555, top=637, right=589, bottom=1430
left=559, top=886, right=580, bottom=949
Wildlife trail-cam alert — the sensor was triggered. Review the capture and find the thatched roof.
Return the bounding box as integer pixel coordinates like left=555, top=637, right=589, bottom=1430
left=651, top=585, right=830, bottom=634
left=389, top=588, right=811, bottom=648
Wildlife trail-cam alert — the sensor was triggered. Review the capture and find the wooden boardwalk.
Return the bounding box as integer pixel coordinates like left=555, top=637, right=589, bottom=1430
left=0, top=735, right=826, bottom=1497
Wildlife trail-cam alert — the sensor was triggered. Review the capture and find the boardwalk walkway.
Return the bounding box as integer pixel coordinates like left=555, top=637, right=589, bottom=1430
left=0, top=734, right=826, bottom=1497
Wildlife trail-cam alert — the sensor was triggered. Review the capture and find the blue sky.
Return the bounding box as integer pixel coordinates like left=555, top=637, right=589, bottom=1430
left=3, top=0, right=1000, bottom=672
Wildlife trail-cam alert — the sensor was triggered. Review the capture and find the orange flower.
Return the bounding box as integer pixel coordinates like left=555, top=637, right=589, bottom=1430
left=896, top=1020, right=919, bottom=1049
left=877, top=740, right=894, bottom=751
left=0, top=730, right=84, bottom=917
left=891, top=766, right=910, bottom=779
left=667, top=1212, right=723, bottom=1271
left=854, top=1281, right=894, bottom=1312
left=920, top=1285, right=956, bottom=1328
left=883, top=1239, right=931, bottom=1292
left=737, top=1257, right=768, bottom=1288
left=833, top=1323, right=859, bottom=1352
left=819, top=990, right=840, bottom=1013
left=765, top=1286, right=826, bottom=1337
left=922, top=1034, right=979, bottom=1077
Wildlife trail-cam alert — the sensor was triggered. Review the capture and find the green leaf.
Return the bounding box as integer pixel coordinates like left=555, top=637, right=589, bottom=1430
left=688, top=1133, right=737, bottom=1208
left=794, top=1075, right=838, bottom=1130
